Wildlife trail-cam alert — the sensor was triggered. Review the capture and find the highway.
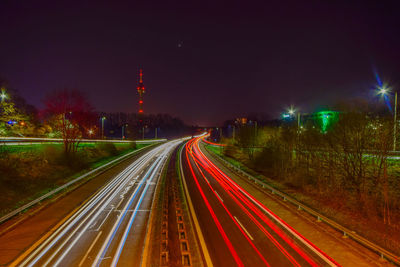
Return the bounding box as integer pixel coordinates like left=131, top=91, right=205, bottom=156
left=181, top=136, right=340, bottom=267
left=10, top=139, right=183, bottom=267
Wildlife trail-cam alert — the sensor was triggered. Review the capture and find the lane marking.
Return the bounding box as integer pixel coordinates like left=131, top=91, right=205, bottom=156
left=37, top=147, right=163, bottom=266
left=180, top=146, right=214, bottom=267
left=115, top=197, right=124, bottom=210
left=111, top=147, right=173, bottom=266
left=93, top=151, right=166, bottom=266
left=214, top=190, right=223, bottom=202
left=78, top=231, right=103, bottom=267
left=95, top=207, right=114, bottom=231
left=234, top=216, right=254, bottom=241
left=113, top=209, right=151, bottom=212
left=9, top=203, right=85, bottom=267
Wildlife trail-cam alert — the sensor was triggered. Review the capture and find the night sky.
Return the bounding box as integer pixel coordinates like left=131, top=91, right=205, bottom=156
left=1, top=0, right=400, bottom=125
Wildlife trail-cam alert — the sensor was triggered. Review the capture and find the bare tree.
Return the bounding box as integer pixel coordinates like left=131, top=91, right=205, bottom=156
left=43, top=89, right=96, bottom=155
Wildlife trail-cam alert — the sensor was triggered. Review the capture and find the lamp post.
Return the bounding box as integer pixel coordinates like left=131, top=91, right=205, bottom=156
left=122, top=123, right=128, bottom=140
left=101, top=116, right=106, bottom=139
left=287, top=107, right=301, bottom=130
left=378, top=87, right=397, bottom=151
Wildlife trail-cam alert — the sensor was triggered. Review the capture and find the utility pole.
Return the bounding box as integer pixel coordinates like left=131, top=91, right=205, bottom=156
left=394, top=91, right=397, bottom=151
left=254, top=121, right=257, bottom=147
left=155, top=127, right=158, bottom=139
left=142, top=126, right=145, bottom=140
left=297, top=113, right=301, bottom=129
left=122, top=123, right=127, bottom=140
left=101, top=116, right=106, bottom=139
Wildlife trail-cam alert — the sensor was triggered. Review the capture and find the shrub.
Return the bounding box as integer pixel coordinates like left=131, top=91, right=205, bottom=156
left=43, top=144, right=63, bottom=164
left=96, top=143, right=119, bottom=156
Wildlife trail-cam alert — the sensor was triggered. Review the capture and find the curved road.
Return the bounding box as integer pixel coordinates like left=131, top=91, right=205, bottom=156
left=181, top=136, right=339, bottom=267
left=10, top=139, right=183, bottom=267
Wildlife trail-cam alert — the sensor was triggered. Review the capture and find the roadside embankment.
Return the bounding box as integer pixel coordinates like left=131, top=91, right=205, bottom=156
left=0, top=142, right=148, bottom=216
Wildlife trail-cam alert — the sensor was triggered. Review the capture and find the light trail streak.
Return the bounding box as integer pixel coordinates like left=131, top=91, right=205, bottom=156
left=186, top=135, right=340, bottom=267
left=190, top=141, right=303, bottom=266
left=110, top=151, right=169, bottom=266
left=18, top=140, right=182, bottom=267
left=26, top=153, right=155, bottom=266
left=188, top=143, right=270, bottom=266
left=185, top=139, right=244, bottom=267
left=195, top=138, right=339, bottom=266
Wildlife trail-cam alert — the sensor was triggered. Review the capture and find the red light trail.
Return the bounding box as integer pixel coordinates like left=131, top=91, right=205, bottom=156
left=183, top=135, right=340, bottom=266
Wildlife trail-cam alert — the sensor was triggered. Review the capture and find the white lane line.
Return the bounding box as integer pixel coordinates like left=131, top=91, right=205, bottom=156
left=78, top=231, right=103, bottom=267
left=115, top=197, right=124, bottom=210
left=19, top=142, right=180, bottom=267
left=110, top=144, right=175, bottom=267
left=234, top=216, right=254, bottom=241
left=114, top=209, right=151, bottom=212
left=93, top=155, right=163, bottom=266
left=38, top=148, right=161, bottom=266
left=214, top=190, right=223, bottom=202
left=95, top=207, right=114, bottom=231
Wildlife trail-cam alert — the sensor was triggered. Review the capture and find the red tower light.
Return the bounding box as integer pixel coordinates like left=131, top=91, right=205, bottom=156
left=137, top=69, right=145, bottom=114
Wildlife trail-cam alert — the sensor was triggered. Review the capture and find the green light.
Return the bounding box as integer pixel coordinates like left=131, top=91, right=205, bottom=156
left=313, top=111, right=339, bottom=132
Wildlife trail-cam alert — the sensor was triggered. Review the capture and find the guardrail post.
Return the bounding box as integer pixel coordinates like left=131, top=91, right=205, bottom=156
left=298, top=205, right=302, bottom=210
left=316, top=216, right=322, bottom=222
left=342, top=231, right=348, bottom=238
left=283, top=196, right=287, bottom=201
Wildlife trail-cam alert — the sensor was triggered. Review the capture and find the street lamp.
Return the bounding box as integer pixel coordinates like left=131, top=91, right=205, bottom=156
left=0, top=88, right=7, bottom=102
left=122, top=123, right=128, bottom=140
left=378, top=85, right=397, bottom=151
left=101, top=116, right=106, bottom=139
left=287, top=106, right=301, bottom=129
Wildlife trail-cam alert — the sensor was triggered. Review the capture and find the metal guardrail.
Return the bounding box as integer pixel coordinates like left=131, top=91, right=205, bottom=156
left=0, top=145, right=151, bottom=225
left=0, top=136, right=167, bottom=145
left=206, top=147, right=400, bottom=266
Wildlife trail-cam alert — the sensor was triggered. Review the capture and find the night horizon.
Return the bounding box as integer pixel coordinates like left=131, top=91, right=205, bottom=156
left=1, top=1, right=400, bottom=125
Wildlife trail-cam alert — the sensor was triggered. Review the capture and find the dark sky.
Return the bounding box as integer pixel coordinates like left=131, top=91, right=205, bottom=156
left=1, top=0, right=400, bottom=125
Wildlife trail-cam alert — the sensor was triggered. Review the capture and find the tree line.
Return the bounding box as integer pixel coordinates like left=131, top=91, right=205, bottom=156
left=225, top=102, right=399, bottom=227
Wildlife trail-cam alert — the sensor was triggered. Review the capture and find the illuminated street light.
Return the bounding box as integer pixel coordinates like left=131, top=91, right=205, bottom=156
left=377, top=86, right=389, bottom=96
left=0, top=88, right=7, bottom=102
left=377, top=85, right=397, bottom=151
left=285, top=106, right=301, bottom=129
left=88, top=129, right=94, bottom=137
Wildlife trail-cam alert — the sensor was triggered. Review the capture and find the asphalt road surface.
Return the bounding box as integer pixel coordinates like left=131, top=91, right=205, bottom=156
left=11, top=139, right=183, bottom=267
left=181, top=136, right=339, bottom=267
